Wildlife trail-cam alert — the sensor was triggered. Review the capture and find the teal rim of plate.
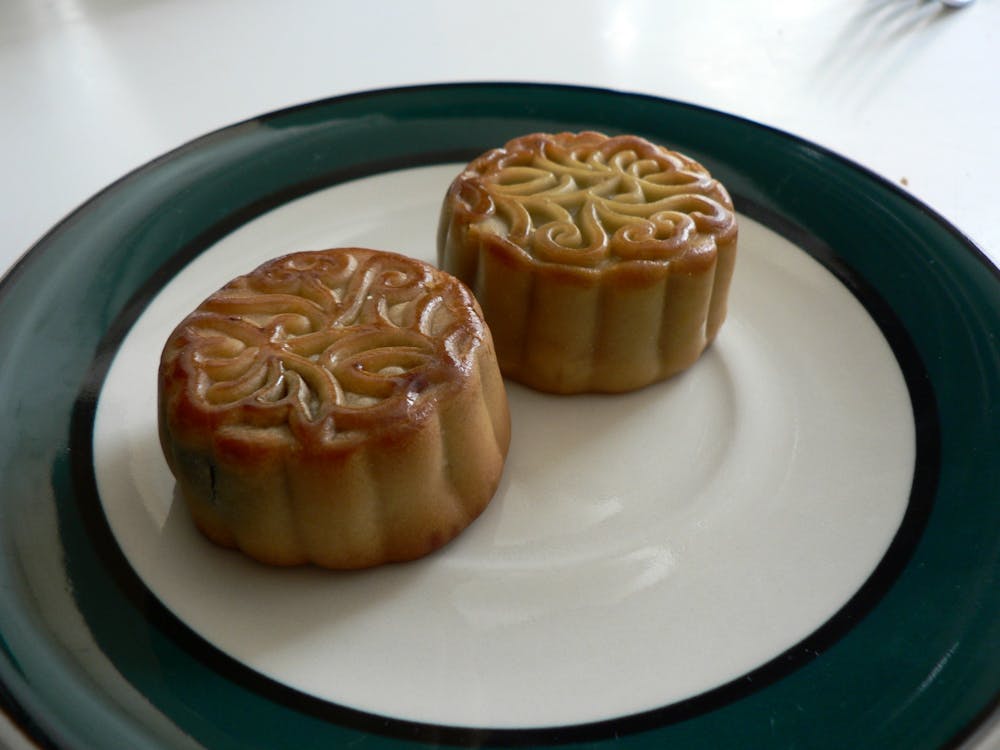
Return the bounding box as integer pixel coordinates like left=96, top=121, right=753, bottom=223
left=0, top=82, right=998, bottom=750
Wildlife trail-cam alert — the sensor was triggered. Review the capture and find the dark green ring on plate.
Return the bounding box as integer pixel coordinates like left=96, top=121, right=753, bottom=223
left=0, top=83, right=997, bottom=750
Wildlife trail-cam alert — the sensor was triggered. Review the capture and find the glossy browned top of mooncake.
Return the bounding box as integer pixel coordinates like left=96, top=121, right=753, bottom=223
left=159, top=248, right=489, bottom=451
left=444, top=131, right=736, bottom=273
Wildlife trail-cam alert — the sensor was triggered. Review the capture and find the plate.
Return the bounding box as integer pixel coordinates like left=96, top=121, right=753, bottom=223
left=1, top=83, right=998, bottom=749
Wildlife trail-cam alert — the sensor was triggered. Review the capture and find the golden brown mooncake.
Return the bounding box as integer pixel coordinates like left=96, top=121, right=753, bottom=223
left=438, top=131, right=738, bottom=394
left=158, top=247, right=511, bottom=569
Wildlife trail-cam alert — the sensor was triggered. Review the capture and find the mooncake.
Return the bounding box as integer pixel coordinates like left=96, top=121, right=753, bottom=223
left=438, top=131, right=738, bottom=393
left=158, top=247, right=510, bottom=568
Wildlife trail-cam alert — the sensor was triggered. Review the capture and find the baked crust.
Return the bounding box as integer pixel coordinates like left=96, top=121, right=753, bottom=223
left=438, top=131, right=738, bottom=393
left=158, top=247, right=510, bottom=568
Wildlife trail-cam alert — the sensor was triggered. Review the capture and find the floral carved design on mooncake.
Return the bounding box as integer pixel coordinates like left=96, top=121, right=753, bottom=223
left=163, top=248, right=480, bottom=444
left=439, top=131, right=738, bottom=394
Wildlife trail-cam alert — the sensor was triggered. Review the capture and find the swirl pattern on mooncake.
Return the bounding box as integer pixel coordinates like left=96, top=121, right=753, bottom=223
left=159, top=248, right=510, bottom=569
left=439, top=131, right=738, bottom=394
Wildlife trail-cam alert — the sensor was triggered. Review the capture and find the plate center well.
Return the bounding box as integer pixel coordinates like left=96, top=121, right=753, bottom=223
left=93, top=164, right=915, bottom=729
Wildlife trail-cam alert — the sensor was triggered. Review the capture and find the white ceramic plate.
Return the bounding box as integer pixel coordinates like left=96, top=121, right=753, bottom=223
left=0, top=83, right=996, bottom=750
left=94, top=163, right=914, bottom=728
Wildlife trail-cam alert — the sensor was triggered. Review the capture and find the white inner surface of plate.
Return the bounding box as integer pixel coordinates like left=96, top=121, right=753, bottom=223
left=94, top=164, right=915, bottom=729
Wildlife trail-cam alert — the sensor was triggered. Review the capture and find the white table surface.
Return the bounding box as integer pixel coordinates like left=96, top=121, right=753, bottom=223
left=1, top=1, right=997, bottom=748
